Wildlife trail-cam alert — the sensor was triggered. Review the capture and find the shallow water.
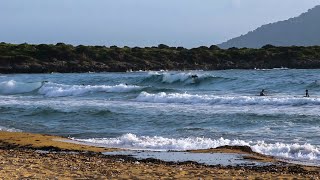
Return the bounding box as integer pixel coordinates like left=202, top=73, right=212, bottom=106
left=0, top=69, right=320, bottom=164
left=103, top=151, right=273, bottom=166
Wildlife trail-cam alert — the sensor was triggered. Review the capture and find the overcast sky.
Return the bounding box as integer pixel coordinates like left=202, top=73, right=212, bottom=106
left=0, top=0, right=319, bottom=47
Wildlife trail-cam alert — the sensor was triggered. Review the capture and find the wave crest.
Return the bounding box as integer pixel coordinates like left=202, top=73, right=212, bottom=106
left=143, top=72, right=229, bottom=85
left=136, top=92, right=320, bottom=106
left=0, top=80, right=43, bottom=95
left=39, top=83, right=144, bottom=97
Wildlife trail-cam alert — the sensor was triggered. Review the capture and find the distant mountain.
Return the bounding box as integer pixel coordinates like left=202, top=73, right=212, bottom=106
left=219, top=5, right=320, bottom=49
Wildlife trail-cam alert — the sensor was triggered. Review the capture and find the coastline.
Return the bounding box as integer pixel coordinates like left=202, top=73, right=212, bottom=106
left=1, top=43, right=320, bottom=74
left=0, top=131, right=319, bottom=179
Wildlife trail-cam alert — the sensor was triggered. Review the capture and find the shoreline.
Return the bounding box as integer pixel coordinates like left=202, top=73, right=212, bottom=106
left=0, top=131, right=320, bottom=178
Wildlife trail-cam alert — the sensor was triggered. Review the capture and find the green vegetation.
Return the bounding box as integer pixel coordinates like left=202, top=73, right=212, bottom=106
left=1, top=42, right=320, bottom=73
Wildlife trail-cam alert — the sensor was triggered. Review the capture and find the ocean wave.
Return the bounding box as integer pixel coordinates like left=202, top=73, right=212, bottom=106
left=143, top=72, right=230, bottom=85
left=72, top=133, right=320, bottom=161
left=254, top=67, right=289, bottom=71
left=136, top=92, right=320, bottom=106
left=0, top=80, right=43, bottom=95
left=307, top=80, right=320, bottom=88
left=25, top=106, right=113, bottom=117
left=26, top=107, right=69, bottom=116
left=38, top=83, right=144, bottom=97
left=0, top=125, right=21, bottom=132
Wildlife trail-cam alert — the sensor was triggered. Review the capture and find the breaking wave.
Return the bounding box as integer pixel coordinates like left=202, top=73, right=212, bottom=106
left=143, top=72, right=232, bottom=85
left=73, top=133, right=320, bottom=161
left=0, top=125, right=21, bottom=132
left=136, top=92, right=320, bottom=106
left=38, top=83, right=144, bottom=97
left=0, top=80, right=43, bottom=95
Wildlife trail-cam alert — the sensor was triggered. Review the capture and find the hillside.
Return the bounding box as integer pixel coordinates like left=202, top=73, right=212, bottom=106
left=219, top=5, right=320, bottom=49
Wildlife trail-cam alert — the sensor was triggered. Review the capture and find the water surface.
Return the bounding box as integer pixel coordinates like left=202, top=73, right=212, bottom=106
left=1, top=69, right=320, bottom=164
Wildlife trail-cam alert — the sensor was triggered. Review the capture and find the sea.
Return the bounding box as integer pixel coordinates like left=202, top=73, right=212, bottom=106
left=1, top=69, right=320, bottom=165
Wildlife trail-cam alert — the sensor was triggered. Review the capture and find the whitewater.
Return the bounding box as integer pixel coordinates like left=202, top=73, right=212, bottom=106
left=1, top=69, right=320, bottom=165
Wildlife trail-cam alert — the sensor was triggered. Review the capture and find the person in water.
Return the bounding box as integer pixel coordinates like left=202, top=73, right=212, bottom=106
left=191, top=75, right=198, bottom=79
left=305, top=89, right=310, bottom=97
left=260, top=89, right=265, bottom=96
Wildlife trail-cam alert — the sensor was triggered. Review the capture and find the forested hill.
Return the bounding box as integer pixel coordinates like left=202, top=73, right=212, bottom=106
left=1, top=43, right=320, bottom=73
left=219, top=5, right=320, bottom=49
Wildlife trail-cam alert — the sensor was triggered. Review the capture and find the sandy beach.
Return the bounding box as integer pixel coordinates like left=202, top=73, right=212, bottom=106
left=0, top=131, right=319, bottom=179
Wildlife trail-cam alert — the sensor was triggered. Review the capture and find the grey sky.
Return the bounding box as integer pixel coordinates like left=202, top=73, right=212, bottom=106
left=0, top=0, right=319, bottom=47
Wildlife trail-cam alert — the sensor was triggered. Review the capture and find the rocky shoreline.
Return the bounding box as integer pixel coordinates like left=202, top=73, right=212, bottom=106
left=1, top=43, right=320, bottom=73
left=0, top=131, right=319, bottom=179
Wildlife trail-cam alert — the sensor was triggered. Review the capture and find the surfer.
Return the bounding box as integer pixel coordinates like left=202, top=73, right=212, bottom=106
left=305, top=89, right=310, bottom=97
left=260, top=89, right=265, bottom=96
left=191, top=75, right=198, bottom=79
left=191, top=74, right=198, bottom=83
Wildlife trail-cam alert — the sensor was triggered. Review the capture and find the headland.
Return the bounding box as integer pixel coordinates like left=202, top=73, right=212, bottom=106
left=1, top=43, right=320, bottom=73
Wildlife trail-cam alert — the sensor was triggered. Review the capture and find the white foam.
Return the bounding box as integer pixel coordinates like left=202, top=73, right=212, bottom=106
left=0, top=125, right=21, bottom=132
left=148, top=72, right=214, bottom=84
left=38, top=83, right=143, bottom=97
left=162, top=73, right=190, bottom=83
left=0, top=80, right=42, bottom=94
left=136, top=92, right=320, bottom=106
left=73, top=133, right=320, bottom=161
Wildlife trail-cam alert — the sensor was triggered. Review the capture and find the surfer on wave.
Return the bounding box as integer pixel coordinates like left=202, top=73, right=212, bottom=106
left=191, top=75, right=198, bottom=79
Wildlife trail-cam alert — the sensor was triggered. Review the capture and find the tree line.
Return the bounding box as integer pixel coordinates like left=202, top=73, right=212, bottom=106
left=1, top=42, right=320, bottom=73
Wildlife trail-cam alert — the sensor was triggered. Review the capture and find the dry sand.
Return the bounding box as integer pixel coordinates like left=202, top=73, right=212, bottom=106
left=0, top=131, right=319, bottom=179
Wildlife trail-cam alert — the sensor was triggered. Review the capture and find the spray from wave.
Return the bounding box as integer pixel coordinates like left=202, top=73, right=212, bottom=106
left=38, top=83, right=144, bottom=97
left=73, top=133, right=320, bottom=161
left=136, top=92, right=320, bottom=106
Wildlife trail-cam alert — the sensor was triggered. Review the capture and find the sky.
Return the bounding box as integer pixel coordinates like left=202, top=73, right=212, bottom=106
left=0, top=0, right=319, bottom=48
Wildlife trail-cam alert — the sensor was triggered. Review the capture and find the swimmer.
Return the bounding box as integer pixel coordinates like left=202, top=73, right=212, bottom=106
left=260, top=89, right=265, bottom=96
left=305, top=89, right=310, bottom=97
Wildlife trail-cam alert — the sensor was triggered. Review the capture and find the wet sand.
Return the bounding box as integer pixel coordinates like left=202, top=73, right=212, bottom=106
left=0, top=131, right=320, bottom=179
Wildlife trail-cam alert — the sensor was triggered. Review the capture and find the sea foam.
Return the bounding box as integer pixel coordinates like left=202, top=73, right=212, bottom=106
left=136, top=92, right=320, bottom=106
left=38, top=83, right=144, bottom=97
left=73, top=133, right=320, bottom=161
left=0, top=125, right=21, bottom=132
